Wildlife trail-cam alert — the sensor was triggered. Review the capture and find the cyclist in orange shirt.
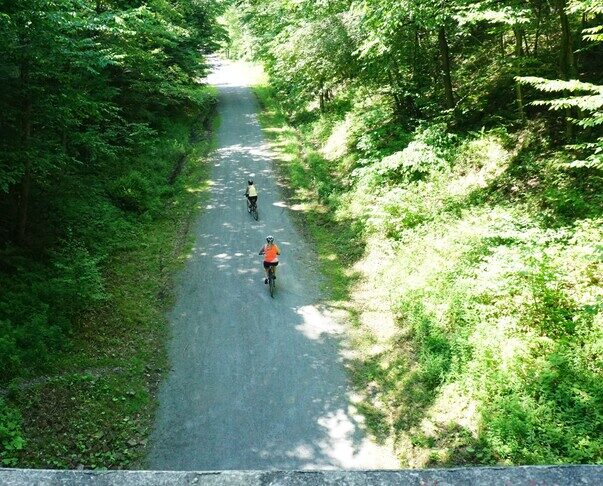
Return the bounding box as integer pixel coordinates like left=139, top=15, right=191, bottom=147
left=259, top=235, right=280, bottom=284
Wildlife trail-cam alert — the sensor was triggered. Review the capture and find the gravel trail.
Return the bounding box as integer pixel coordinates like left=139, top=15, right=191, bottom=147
left=148, top=59, right=397, bottom=470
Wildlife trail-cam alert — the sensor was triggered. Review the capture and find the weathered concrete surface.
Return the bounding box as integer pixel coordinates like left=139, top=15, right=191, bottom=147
left=1, top=466, right=602, bottom=485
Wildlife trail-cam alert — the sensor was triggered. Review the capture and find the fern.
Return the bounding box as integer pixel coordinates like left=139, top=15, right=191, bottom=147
left=516, top=2, right=603, bottom=170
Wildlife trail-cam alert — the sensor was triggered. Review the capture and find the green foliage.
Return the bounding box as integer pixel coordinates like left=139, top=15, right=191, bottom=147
left=253, top=73, right=603, bottom=467
left=14, top=372, right=150, bottom=469
left=518, top=76, right=603, bottom=169
left=0, top=110, right=214, bottom=468
left=0, top=0, right=217, bottom=470
left=0, top=321, right=21, bottom=384
left=354, top=123, right=455, bottom=185
left=269, top=15, right=355, bottom=109
left=109, top=171, right=161, bottom=214
left=0, top=0, right=224, bottom=226
left=0, top=0, right=220, bottom=467
left=0, top=0, right=222, bottom=390
left=0, top=399, right=25, bottom=467
left=0, top=241, right=107, bottom=382
left=49, top=240, right=108, bottom=316
left=220, top=6, right=255, bottom=59
left=236, top=0, right=603, bottom=467
left=400, top=297, right=454, bottom=389
left=350, top=95, right=412, bottom=159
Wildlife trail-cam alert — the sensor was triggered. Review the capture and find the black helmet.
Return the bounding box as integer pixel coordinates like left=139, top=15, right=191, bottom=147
left=248, top=179, right=253, bottom=185
left=266, top=235, right=274, bottom=243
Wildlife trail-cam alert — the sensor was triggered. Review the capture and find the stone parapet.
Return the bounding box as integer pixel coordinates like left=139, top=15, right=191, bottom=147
left=1, top=466, right=603, bottom=485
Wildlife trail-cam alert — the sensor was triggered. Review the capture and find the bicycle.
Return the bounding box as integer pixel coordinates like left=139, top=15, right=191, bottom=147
left=267, top=265, right=276, bottom=298
left=246, top=197, right=259, bottom=221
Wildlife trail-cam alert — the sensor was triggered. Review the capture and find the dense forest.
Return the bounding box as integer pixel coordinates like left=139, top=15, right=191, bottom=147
left=224, top=0, right=603, bottom=467
left=0, top=0, right=601, bottom=470
left=0, top=0, right=223, bottom=467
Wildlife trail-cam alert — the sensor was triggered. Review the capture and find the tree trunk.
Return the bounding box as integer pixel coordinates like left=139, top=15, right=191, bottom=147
left=17, top=58, right=32, bottom=244
left=557, top=0, right=576, bottom=139
left=438, top=26, right=455, bottom=110
left=558, top=0, right=576, bottom=79
left=533, top=3, right=543, bottom=55
left=514, top=26, right=526, bottom=122
left=412, top=28, right=421, bottom=86
left=388, top=57, right=405, bottom=120
left=513, top=26, right=524, bottom=56
left=523, top=35, right=530, bottom=56
left=534, top=28, right=540, bottom=55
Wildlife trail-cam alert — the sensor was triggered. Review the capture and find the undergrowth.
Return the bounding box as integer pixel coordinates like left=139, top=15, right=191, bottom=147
left=0, top=89, right=216, bottom=468
left=254, top=78, right=603, bottom=467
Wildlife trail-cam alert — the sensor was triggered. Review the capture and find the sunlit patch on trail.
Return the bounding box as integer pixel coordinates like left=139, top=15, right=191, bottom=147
left=285, top=444, right=315, bottom=461
left=203, top=57, right=265, bottom=87
left=213, top=253, right=232, bottom=260
left=266, top=408, right=399, bottom=469
left=236, top=267, right=259, bottom=275
left=315, top=409, right=358, bottom=467
left=294, top=305, right=344, bottom=341
left=214, top=143, right=273, bottom=161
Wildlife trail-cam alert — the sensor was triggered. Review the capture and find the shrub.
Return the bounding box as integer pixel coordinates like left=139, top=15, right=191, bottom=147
left=255, top=82, right=603, bottom=466
left=48, top=240, right=107, bottom=317
left=0, top=399, right=25, bottom=467
left=0, top=239, right=107, bottom=382
left=346, top=93, right=411, bottom=159
left=0, top=321, right=21, bottom=382
left=109, top=171, right=161, bottom=214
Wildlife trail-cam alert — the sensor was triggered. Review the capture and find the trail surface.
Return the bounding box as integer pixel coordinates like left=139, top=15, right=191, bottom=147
left=149, top=59, right=397, bottom=470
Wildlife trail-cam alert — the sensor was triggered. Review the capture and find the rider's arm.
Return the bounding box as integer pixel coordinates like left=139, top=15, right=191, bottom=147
left=259, top=246, right=265, bottom=255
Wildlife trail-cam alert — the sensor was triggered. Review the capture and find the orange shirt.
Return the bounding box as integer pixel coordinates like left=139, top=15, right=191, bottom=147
left=263, top=244, right=280, bottom=262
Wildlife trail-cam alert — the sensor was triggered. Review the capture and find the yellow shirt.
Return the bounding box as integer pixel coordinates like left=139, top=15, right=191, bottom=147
left=247, top=185, right=257, bottom=197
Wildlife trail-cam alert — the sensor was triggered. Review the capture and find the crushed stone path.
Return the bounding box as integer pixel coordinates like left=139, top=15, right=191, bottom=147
left=148, top=59, right=398, bottom=470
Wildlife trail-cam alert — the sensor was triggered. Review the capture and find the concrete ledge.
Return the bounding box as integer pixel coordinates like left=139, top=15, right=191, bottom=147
left=1, top=466, right=602, bottom=485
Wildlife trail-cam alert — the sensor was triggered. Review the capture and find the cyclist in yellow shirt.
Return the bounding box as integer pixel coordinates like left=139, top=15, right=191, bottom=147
left=245, top=180, right=257, bottom=213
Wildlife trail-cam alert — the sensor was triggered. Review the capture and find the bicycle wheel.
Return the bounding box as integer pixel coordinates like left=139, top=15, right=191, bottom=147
left=252, top=206, right=259, bottom=221
left=268, top=268, right=275, bottom=298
